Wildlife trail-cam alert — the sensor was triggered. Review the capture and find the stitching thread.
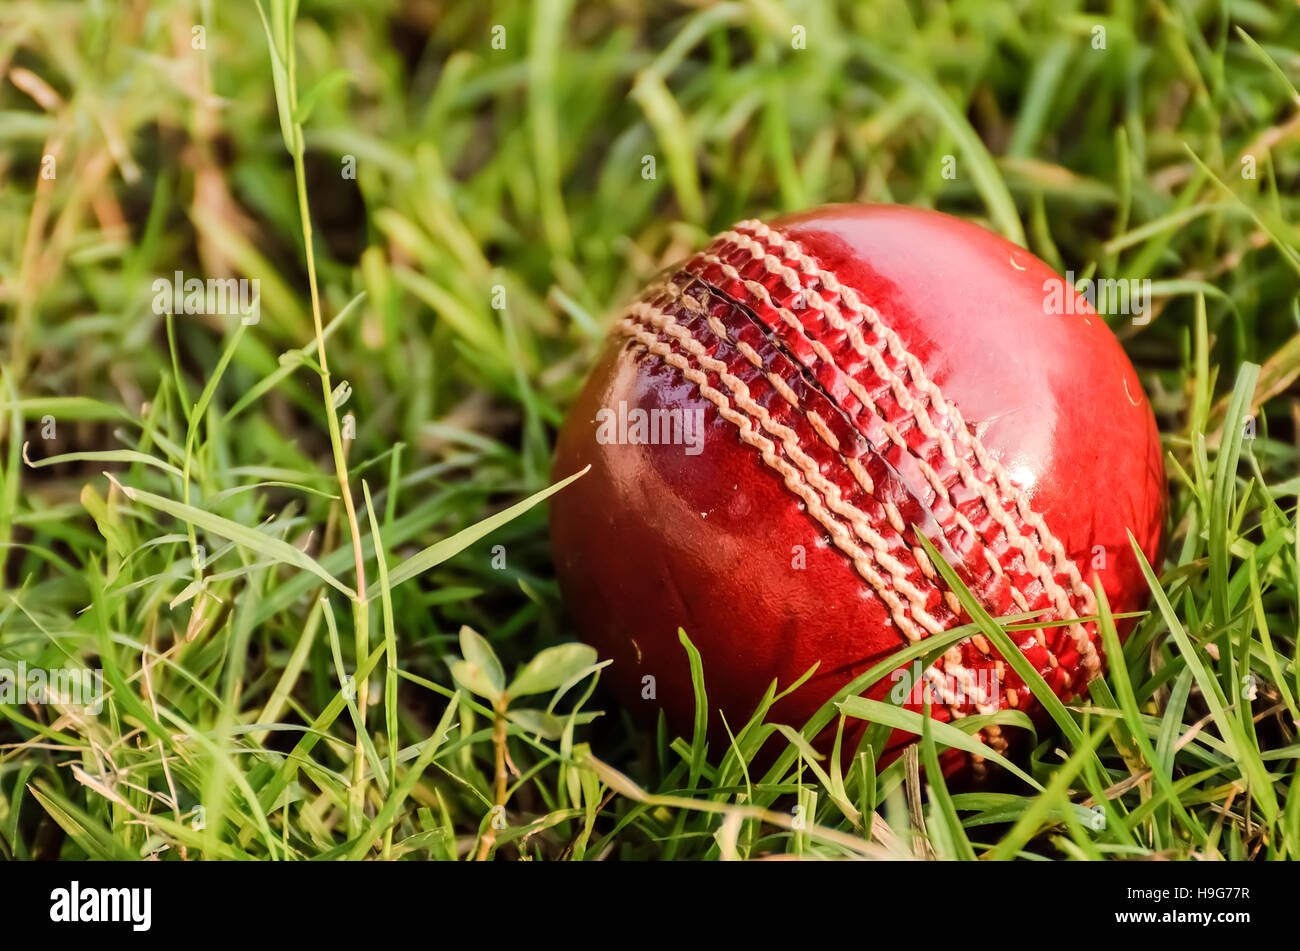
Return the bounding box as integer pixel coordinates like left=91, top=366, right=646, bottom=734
left=621, top=299, right=951, bottom=640
left=737, top=222, right=1096, bottom=605
left=632, top=283, right=980, bottom=722
left=657, top=276, right=955, bottom=609
left=614, top=310, right=929, bottom=643
left=686, top=243, right=1077, bottom=686
left=623, top=299, right=979, bottom=722
left=611, top=221, right=1105, bottom=727
left=726, top=221, right=1099, bottom=673
left=686, top=250, right=1037, bottom=625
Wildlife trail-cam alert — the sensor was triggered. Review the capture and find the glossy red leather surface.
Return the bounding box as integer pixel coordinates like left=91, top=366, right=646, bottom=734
left=550, top=204, right=1166, bottom=769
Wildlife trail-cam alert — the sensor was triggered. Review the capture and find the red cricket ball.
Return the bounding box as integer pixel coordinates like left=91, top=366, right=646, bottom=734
left=550, top=203, right=1166, bottom=771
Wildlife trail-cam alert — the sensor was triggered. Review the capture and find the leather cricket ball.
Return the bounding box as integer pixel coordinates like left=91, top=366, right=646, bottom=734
left=550, top=203, right=1166, bottom=770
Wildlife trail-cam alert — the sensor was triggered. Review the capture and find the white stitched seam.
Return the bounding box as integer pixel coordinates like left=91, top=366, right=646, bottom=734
left=687, top=249, right=1076, bottom=671
left=619, top=305, right=944, bottom=642
left=649, top=282, right=949, bottom=629
left=724, top=222, right=1099, bottom=672
left=624, top=301, right=948, bottom=637
left=736, top=220, right=1086, bottom=595
left=680, top=259, right=993, bottom=606
left=924, top=662, right=999, bottom=716
left=691, top=253, right=990, bottom=553
left=737, top=221, right=1096, bottom=612
left=713, top=228, right=1063, bottom=596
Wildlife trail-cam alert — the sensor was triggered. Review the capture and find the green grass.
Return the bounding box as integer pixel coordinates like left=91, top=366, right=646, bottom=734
left=1, top=0, right=1299, bottom=860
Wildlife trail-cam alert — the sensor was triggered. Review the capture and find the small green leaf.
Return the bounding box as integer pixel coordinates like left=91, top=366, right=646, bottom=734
left=506, top=707, right=598, bottom=739
left=450, top=660, right=501, bottom=703
left=508, top=643, right=598, bottom=698
left=458, top=626, right=504, bottom=695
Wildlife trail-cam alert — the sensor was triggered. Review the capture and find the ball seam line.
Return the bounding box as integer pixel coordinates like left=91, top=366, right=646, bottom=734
left=728, top=221, right=1100, bottom=674
left=639, top=275, right=1079, bottom=714
left=645, top=278, right=962, bottom=632
left=646, top=279, right=1009, bottom=718
left=720, top=224, right=1076, bottom=613
left=683, top=250, right=1041, bottom=630
left=739, top=218, right=1098, bottom=611
left=657, top=274, right=965, bottom=617
left=614, top=247, right=1097, bottom=729
left=623, top=288, right=1014, bottom=722
left=617, top=305, right=972, bottom=723
left=621, top=300, right=945, bottom=640
left=683, top=243, right=1082, bottom=682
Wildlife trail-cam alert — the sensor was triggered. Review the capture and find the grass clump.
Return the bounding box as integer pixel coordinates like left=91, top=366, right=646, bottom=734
left=1, top=0, right=1298, bottom=859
